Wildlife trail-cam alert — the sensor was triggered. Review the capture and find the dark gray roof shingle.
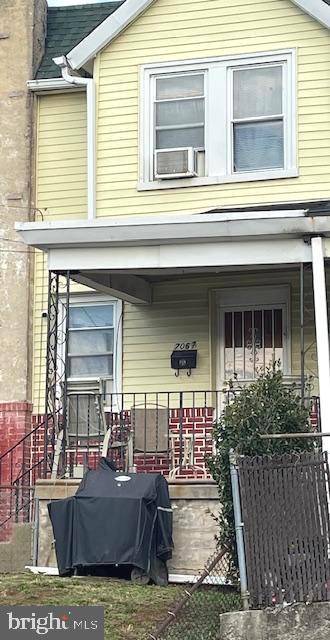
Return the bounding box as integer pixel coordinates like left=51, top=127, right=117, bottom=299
left=37, top=2, right=123, bottom=79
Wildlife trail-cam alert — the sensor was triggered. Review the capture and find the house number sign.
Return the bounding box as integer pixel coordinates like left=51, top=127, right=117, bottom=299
left=174, top=341, right=197, bottom=350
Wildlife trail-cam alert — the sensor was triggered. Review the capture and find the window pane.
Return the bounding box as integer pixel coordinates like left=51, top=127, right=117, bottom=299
left=156, top=98, right=204, bottom=127
left=254, top=310, right=263, bottom=349
left=69, top=304, right=113, bottom=329
left=69, top=355, right=113, bottom=377
left=156, top=126, right=204, bottom=149
left=233, top=65, right=282, bottom=119
left=274, top=309, right=283, bottom=348
left=244, top=311, right=252, bottom=347
left=68, top=329, right=114, bottom=355
left=264, top=309, right=273, bottom=348
left=244, top=311, right=253, bottom=379
left=156, top=74, right=204, bottom=99
left=225, top=312, right=233, bottom=348
left=233, top=120, right=284, bottom=171
left=234, top=312, right=242, bottom=348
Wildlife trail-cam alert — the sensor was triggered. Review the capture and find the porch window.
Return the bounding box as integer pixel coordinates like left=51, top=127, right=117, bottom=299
left=68, top=303, right=115, bottom=379
left=140, top=50, right=295, bottom=188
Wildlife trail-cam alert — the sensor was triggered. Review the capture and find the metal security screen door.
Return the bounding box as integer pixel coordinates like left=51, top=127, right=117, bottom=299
left=220, top=304, right=287, bottom=382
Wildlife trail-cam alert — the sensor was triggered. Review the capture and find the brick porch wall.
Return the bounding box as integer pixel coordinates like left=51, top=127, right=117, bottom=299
left=0, top=399, right=320, bottom=542
left=0, top=402, right=33, bottom=541
left=134, top=407, right=214, bottom=479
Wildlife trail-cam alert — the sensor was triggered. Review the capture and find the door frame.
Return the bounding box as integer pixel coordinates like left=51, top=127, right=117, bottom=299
left=215, top=284, right=291, bottom=390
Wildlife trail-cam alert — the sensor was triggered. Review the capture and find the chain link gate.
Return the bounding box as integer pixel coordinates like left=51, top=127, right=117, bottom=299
left=237, top=450, right=330, bottom=607
left=146, top=548, right=241, bottom=640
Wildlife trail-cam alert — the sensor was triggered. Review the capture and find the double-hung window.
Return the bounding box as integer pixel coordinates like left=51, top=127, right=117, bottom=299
left=232, top=65, right=284, bottom=172
left=140, top=50, right=296, bottom=188
left=155, top=73, right=205, bottom=150
left=67, top=299, right=121, bottom=387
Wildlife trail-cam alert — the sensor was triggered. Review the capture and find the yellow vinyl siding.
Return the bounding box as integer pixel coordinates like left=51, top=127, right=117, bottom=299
left=32, top=266, right=319, bottom=410
left=96, top=0, right=330, bottom=217
left=32, top=92, right=88, bottom=411
left=31, top=0, right=330, bottom=408
left=122, top=269, right=318, bottom=395
left=36, top=91, right=87, bottom=220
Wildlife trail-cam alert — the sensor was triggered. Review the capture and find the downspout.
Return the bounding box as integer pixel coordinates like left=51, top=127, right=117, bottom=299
left=53, top=55, right=96, bottom=220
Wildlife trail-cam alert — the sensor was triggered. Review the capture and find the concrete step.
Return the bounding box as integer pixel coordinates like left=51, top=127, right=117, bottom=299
left=0, top=523, right=32, bottom=573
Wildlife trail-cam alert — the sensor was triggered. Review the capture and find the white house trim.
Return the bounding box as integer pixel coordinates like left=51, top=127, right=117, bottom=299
left=46, top=239, right=312, bottom=272
left=15, top=212, right=330, bottom=252
left=67, top=0, right=157, bottom=70
left=291, top=0, right=330, bottom=28
left=27, top=78, right=81, bottom=93
left=64, top=0, right=329, bottom=72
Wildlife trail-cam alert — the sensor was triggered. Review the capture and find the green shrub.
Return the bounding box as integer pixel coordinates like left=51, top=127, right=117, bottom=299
left=207, top=364, right=313, bottom=577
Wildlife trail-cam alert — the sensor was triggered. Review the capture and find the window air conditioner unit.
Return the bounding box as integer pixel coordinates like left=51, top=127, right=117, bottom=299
left=155, top=147, right=198, bottom=179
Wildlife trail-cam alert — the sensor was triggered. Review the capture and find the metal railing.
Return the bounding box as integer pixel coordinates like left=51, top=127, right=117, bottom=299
left=60, top=390, right=221, bottom=479
left=0, top=387, right=321, bottom=534
left=0, top=416, right=55, bottom=535
left=60, top=389, right=321, bottom=478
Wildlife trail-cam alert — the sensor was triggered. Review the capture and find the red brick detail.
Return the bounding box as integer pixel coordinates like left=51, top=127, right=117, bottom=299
left=130, top=407, right=214, bottom=479
left=0, top=402, right=34, bottom=541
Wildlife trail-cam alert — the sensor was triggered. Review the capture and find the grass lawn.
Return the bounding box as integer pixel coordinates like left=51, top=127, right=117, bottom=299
left=0, top=573, right=181, bottom=640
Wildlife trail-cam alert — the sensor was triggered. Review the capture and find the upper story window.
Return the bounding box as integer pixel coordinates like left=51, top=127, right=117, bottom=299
left=155, top=72, right=205, bottom=152
left=140, top=50, right=296, bottom=190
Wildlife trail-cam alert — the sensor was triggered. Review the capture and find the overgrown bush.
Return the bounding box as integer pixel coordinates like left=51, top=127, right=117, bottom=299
left=207, top=365, right=313, bottom=577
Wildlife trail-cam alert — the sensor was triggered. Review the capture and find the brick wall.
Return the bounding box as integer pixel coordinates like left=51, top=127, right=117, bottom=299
left=0, top=402, right=33, bottom=541
left=132, top=407, right=213, bottom=479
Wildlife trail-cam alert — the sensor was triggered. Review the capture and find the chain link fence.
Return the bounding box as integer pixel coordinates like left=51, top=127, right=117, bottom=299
left=146, top=548, right=241, bottom=640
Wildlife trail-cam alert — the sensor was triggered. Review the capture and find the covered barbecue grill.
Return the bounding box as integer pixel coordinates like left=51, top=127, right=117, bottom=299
left=48, top=458, right=173, bottom=585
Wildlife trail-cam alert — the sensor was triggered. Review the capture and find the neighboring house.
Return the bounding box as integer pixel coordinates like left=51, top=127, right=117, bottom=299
left=15, top=0, right=330, bottom=478
left=0, top=0, right=46, bottom=455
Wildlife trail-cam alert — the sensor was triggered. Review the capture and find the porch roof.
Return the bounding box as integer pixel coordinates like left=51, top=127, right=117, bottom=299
left=15, top=210, right=330, bottom=304
left=16, top=209, right=330, bottom=250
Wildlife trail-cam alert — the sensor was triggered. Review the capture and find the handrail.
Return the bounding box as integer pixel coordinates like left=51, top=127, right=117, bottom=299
left=0, top=409, right=61, bottom=462
left=0, top=418, right=47, bottom=462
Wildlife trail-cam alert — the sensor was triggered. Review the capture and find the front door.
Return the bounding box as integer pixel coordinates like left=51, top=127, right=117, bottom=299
left=218, top=285, right=290, bottom=390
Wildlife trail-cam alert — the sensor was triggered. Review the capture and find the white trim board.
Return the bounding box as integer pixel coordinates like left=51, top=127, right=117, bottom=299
left=27, top=79, right=83, bottom=93
left=25, top=567, right=227, bottom=585
left=291, top=0, right=330, bottom=28
left=15, top=213, right=330, bottom=252
left=46, top=239, right=313, bottom=272
left=65, top=0, right=329, bottom=71
left=67, top=0, right=157, bottom=70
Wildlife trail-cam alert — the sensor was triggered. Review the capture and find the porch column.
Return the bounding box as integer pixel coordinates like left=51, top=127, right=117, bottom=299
left=311, top=236, right=330, bottom=455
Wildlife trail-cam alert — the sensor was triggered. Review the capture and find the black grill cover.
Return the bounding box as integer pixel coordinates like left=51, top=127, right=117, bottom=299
left=48, top=458, right=173, bottom=576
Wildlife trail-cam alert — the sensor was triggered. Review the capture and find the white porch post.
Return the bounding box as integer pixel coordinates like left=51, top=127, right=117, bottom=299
left=311, top=236, right=330, bottom=455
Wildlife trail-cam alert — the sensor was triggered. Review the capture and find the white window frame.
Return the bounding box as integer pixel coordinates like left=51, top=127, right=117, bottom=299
left=139, top=49, right=297, bottom=191
left=59, top=294, right=122, bottom=394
